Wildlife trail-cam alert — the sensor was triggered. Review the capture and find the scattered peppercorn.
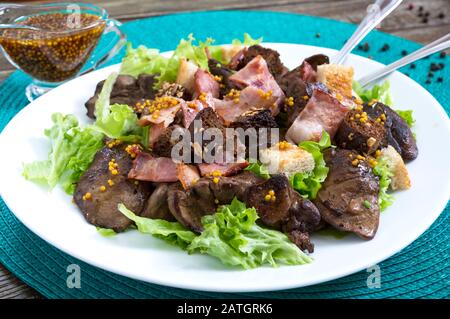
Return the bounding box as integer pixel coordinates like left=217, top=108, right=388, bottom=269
left=418, top=6, right=423, bottom=12
left=439, top=51, right=446, bottom=58
left=437, top=77, right=443, bottom=83
left=380, top=43, right=390, bottom=52
left=430, top=63, right=441, bottom=71
left=407, top=3, right=414, bottom=10
left=428, top=72, right=434, bottom=78
left=437, top=12, right=445, bottom=19
left=401, top=50, right=408, bottom=56
left=410, top=63, right=416, bottom=69
left=362, top=42, right=370, bottom=52
left=424, top=12, right=430, bottom=17
left=315, top=33, right=321, bottom=38
left=421, top=17, right=428, bottom=24
left=425, top=79, right=431, bottom=84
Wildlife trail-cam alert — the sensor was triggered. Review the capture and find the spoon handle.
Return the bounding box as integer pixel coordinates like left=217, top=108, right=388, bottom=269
left=332, top=0, right=403, bottom=65
left=358, top=33, right=450, bottom=87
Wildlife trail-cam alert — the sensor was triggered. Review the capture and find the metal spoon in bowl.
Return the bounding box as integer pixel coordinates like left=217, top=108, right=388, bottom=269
left=357, top=33, right=450, bottom=87
left=332, top=0, right=403, bottom=65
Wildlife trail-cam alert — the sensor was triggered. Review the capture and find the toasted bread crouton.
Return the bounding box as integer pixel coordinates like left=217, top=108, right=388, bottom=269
left=379, top=145, right=411, bottom=190
left=176, top=58, right=198, bottom=93
left=317, top=64, right=354, bottom=98
left=259, top=142, right=315, bottom=175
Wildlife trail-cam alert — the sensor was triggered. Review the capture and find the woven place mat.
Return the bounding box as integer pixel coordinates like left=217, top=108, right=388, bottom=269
left=0, top=11, right=449, bottom=299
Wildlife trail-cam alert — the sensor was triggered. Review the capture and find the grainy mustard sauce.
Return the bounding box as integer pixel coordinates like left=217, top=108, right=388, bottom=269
left=0, top=13, right=105, bottom=82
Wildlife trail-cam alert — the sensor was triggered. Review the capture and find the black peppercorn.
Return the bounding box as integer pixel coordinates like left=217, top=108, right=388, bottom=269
left=439, top=51, right=446, bottom=58
left=410, top=63, right=416, bottom=69
left=437, top=77, right=443, bottom=83
left=380, top=43, right=390, bottom=52
left=425, top=79, right=431, bottom=84
left=401, top=50, right=408, bottom=56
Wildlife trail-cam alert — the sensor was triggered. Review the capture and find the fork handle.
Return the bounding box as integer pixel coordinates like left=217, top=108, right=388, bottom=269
left=332, top=0, right=403, bottom=65
left=357, top=33, right=450, bottom=87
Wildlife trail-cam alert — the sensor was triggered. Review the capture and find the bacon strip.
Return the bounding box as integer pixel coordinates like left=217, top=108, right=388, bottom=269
left=193, top=69, right=220, bottom=99
left=197, top=161, right=249, bottom=177
left=286, top=88, right=349, bottom=143
left=213, top=86, right=278, bottom=123
left=229, top=55, right=285, bottom=106
left=138, top=102, right=182, bottom=127
left=128, top=152, right=178, bottom=182
left=176, top=164, right=200, bottom=190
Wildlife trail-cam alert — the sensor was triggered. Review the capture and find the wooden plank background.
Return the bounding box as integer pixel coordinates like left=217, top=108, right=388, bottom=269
left=0, top=0, right=449, bottom=299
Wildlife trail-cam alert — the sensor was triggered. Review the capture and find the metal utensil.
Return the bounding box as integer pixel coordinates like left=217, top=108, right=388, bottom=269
left=332, top=0, right=403, bottom=65
left=358, top=33, right=450, bottom=86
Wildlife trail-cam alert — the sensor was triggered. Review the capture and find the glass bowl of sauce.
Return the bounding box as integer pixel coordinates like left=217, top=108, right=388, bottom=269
left=0, top=3, right=126, bottom=100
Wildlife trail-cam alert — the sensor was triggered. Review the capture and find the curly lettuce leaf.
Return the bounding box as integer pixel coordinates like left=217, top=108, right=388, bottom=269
left=188, top=198, right=312, bottom=269
left=23, top=113, right=103, bottom=194
left=118, top=204, right=196, bottom=249
left=244, top=161, right=270, bottom=179
left=119, top=33, right=262, bottom=86
left=93, top=72, right=141, bottom=140
left=290, top=132, right=331, bottom=199
left=353, top=80, right=393, bottom=106
left=96, top=227, right=117, bottom=237
left=120, top=43, right=168, bottom=77
left=155, top=34, right=214, bottom=87
left=231, top=33, right=262, bottom=46
left=395, top=109, right=415, bottom=128
left=118, top=199, right=311, bottom=269
left=373, top=158, right=395, bottom=211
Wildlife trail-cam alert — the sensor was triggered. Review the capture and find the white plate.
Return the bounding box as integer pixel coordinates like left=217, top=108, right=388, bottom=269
left=1, top=43, right=450, bottom=293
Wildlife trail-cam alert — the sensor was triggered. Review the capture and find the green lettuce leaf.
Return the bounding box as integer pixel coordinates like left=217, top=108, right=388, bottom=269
left=353, top=80, right=393, bottom=106
left=244, top=161, right=270, bottom=179
left=372, top=158, right=395, bottom=211
left=119, top=33, right=262, bottom=86
left=118, top=199, right=311, bottom=269
left=290, top=132, right=331, bottom=199
left=96, top=227, right=117, bottom=237
left=231, top=33, right=262, bottom=46
left=187, top=198, right=312, bottom=269
left=395, top=109, right=415, bottom=128
left=93, top=72, right=141, bottom=140
left=120, top=43, right=168, bottom=78
left=118, top=203, right=196, bottom=249
left=155, top=34, right=213, bottom=87
left=23, top=113, right=103, bottom=194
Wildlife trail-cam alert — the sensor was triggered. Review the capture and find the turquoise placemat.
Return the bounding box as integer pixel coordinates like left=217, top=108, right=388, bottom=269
left=0, top=11, right=449, bottom=299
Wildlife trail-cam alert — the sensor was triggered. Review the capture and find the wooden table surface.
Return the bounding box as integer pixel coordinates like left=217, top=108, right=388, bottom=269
left=0, top=0, right=449, bottom=299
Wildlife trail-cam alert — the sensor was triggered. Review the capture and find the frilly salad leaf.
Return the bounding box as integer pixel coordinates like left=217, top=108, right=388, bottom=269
left=96, top=227, right=117, bottom=237
left=188, top=198, right=312, bottom=269
left=120, top=44, right=168, bottom=78
left=118, top=199, right=311, bottom=269
left=290, top=132, right=332, bottom=199
left=23, top=113, right=103, bottom=194
left=395, top=109, right=415, bottom=128
left=372, top=158, right=394, bottom=211
left=353, top=80, right=393, bottom=106
left=119, top=33, right=262, bottom=87
left=244, top=161, right=270, bottom=179
left=118, top=203, right=196, bottom=250
left=93, top=72, right=141, bottom=140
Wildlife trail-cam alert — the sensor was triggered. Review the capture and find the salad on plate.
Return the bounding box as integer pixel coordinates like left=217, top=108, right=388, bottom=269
left=23, top=34, right=418, bottom=269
